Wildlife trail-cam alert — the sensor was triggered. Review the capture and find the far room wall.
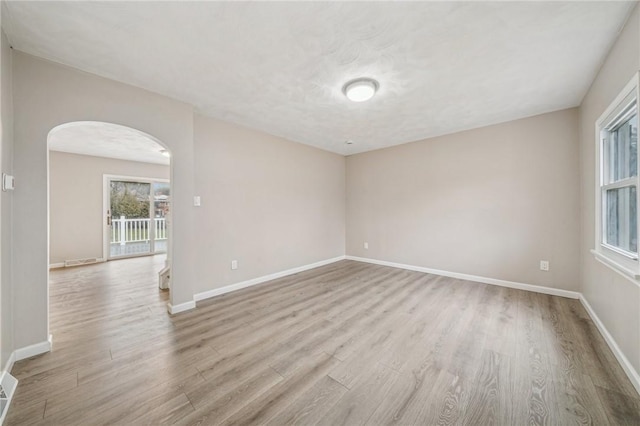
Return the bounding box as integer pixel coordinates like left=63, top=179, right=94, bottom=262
left=49, top=151, right=169, bottom=265
left=347, top=108, right=580, bottom=291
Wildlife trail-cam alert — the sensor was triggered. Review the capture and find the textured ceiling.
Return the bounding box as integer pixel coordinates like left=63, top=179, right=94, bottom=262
left=3, top=1, right=635, bottom=155
left=49, top=122, right=170, bottom=165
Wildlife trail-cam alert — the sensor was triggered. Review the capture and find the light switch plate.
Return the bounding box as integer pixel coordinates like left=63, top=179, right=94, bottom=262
left=2, top=174, right=14, bottom=191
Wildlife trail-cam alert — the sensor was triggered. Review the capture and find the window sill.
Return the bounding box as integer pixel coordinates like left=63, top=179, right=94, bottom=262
left=591, top=249, right=640, bottom=286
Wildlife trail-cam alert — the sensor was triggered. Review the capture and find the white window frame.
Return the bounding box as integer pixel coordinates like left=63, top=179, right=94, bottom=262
left=593, top=72, right=640, bottom=283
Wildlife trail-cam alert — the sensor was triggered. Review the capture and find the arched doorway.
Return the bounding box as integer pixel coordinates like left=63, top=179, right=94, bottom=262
left=47, top=121, right=173, bottom=300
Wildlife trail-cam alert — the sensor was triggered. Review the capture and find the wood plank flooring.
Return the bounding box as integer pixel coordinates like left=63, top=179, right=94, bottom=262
left=6, top=257, right=640, bottom=425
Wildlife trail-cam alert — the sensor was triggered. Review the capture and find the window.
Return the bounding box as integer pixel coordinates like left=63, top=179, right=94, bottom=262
left=594, top=73, right=640, bottom=280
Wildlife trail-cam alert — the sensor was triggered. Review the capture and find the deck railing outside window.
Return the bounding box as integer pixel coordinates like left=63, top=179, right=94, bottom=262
left=111, top=216, right=167, bottom=245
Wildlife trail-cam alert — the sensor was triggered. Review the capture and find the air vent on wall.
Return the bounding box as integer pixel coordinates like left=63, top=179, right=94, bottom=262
left=64, top=258, right=99, bottom=267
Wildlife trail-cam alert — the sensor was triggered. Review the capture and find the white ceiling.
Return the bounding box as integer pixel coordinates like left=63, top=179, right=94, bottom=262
left=49, top=121, right=170, bottom=165
left=3, top=1, right=636, bottom=155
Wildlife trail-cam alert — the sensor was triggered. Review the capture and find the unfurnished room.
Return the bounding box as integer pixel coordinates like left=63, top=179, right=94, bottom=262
left=0, top=1, right=639, bottom=425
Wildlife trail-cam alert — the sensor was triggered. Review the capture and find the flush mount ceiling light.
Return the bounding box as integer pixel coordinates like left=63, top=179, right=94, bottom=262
left=160, top=149, right=170, bottom=158
left=343, top=78, right=379, bottom=102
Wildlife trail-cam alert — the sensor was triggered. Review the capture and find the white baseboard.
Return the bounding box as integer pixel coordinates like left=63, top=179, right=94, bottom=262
left=166, top=300, right=196, bottom=315
left=49, top=262, right=65, bottom=270
left=346, top=256, right=580, bottom=299
left=194, top=256, right=347, bottom=302
left=14, top=334, right=53, bottom=362
left=579, top=295, right=640, bottom=395
left=1, top=352, right=14, bottom=378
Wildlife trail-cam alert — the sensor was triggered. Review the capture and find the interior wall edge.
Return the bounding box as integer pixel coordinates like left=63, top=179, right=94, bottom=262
left=1, top=351, right=14, bottom=381
left=166, top=300, right=196, bottom=315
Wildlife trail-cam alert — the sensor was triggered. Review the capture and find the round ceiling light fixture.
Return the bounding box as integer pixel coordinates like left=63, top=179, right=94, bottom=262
left=343, top=78, right=379, bottom=102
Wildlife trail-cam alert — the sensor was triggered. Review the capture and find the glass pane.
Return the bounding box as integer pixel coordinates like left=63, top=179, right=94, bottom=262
left=606, top=186, right=637, bottom=254
left=153, top=182, right=170, bottom=254
left=110, top=181, right=151, bottom=257
left=610, top=114, right=638, bottom=182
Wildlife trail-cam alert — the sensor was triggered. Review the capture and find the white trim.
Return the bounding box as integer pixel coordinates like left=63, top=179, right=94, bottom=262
left=14, top=334, right=53, bottom=362
left=594, top=72, right=640, bottom=279
left=194, top=256, right=347, bottom=302
left=591, top=248, right=640, bottom=286
left=579, top=295, right=640, bottom=395
left=49, top=262, right=65, bottom=269
left=166, top=300, right=196, bottom=315
left=345, top=256, right=580, bottom=299
left=1, top=352, right=15, bottom=378
left=597, top=77, right=639, bottom=130
left=600, top=241, right=639, bottom=261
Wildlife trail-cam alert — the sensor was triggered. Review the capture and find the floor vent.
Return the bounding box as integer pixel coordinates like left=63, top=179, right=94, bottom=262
left=0, top=372, right=17, bottom=424
left=64, top=258, right=99, bottom=267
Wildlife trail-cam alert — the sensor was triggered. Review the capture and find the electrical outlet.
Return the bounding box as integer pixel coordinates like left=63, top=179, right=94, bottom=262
left=540, top=260, right=549, bottom=271
left=364, top=242, right=369, bottom=249
left=231, top=260, right=238, bottom=270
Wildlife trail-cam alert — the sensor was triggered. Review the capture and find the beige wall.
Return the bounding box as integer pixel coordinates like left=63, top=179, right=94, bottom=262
left=10, top=51, right=347, bottom=350
left=49, top=151, right=169, bottom=265
left=193, top=114, right=345, bottom=293
left=347, top=108, right=580, bottom=291
left=579, top=5, right=640, bottom=374
left=12, top=52, right=195, bottom=349
left=1, top=29, right=13, bottom=368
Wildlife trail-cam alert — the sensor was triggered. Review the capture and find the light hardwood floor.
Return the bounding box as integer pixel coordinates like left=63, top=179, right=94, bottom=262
left=7, top=257, right=640, bottom=425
